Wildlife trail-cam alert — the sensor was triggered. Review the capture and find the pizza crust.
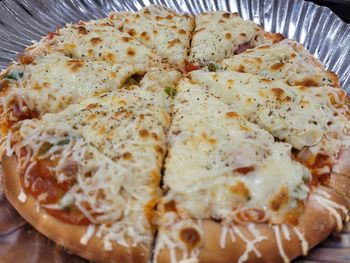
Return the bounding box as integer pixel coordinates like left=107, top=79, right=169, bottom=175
left=156, top=184, right=349, bottom=263
left=1, top=155, right=150, bottom=263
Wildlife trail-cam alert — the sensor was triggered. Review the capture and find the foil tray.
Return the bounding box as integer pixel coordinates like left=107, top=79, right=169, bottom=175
left=0, top=0, right=349, bottom=262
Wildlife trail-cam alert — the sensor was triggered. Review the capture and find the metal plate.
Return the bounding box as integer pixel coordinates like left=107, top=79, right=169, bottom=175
left=0, top=0, right=349, bottom=262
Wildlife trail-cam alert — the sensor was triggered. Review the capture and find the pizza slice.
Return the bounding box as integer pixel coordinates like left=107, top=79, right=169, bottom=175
left=120, top=5, right=194, bottom=71
left=189, top=70, right=350, bottom=196
left=154, top=79, right=349, bottom=263
left=188, top=11, right=283, bottom=67
left=221, top=39, right=339, bottom=87
left=2, top=69, right=180, bottom=262
left=26, top=19, right=166, bottom=68
left=0, top=53, right=148, bottom=135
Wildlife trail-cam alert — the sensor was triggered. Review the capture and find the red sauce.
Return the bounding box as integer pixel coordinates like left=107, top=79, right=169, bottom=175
left=184, top=63, right=201, bottom=73
left=20, top=156, right=89, bottom=225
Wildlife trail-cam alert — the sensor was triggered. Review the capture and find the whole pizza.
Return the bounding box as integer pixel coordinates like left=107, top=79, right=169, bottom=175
left=1, top=4, right=349, bottom=263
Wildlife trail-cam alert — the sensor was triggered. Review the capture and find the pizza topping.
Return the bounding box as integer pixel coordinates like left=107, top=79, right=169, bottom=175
left=8, top=69, right=179, bottom=247
left=293, top=227, right=308, bottom=256
left=163, top=80, right=311, bottom=223
left=234, top=41, right=253, bottom=54
left=5, top=71, right=23, bottom=81
left=164, top=86, right=177, bottom=98
left=47, top=31, right=58, bottom=40
left=221, top=39, right=339, bottom=87
left=310, top=189, right=349, bottom=231
left=184, top=63, right=201, bottom=73
left=190, top=11, right=271, bottom=64
left=273, top=225, right=290, bottom=263
left=80, top=224, right=96, bottom=245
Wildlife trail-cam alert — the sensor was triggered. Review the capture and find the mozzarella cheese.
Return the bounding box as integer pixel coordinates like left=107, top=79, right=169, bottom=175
left=221, top=39, right=338, bottom=87
left=0, top=53, right=146, bottom=134
left=8, top=69, right=180, bottom=248
left=189, top=11, right=268, bottom=64
left=26, top=20, right=165, bottom=68
left=189, top=70, right=350, bottom=159
left=121, top=5, right=194, bottom=70
left=162, top=79, right=310, bottom=223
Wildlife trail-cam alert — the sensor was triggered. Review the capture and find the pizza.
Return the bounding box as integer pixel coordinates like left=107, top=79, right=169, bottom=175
left=1, top=4, right=349, bottom=263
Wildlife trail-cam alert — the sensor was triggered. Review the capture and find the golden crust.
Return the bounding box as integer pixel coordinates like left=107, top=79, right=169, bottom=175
left=156, top=184, right=348, bottom=263
left=1, top=155, right=150, bottom=263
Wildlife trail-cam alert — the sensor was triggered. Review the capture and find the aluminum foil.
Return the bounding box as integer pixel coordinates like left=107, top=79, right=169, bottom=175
left=0, top=0, right=349, bottom=262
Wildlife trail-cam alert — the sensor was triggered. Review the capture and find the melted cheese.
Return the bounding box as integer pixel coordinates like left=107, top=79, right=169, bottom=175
left=163, top=79, right=310, bottom=223
left=189, top=70, right=350, bottom=158
left=122, top=5, right=194, bottom=70
left=26, top=20, right=165, bottom=68
left=189, top=11, right=268, bottom=64
left=221, top=39, right=337, bottom=87
left=0, top=53, right=146, bottom=133
left=8, top=69, right=180, bottom=248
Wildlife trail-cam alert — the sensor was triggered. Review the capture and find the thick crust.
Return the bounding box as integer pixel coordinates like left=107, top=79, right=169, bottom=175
left=1, top=155, right=150, bottom=263
left=156, top=186, right=348, bottom=263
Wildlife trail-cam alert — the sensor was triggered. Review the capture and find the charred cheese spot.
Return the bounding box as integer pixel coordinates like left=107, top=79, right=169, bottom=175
left=222, top=13, right=230, bottom=19
left=140, top=31, right=148, bottom=38
left=234, top=166, right=255, bottom=175
left=154, top=145, right=164, bottom=154
left=122, top=36, right=131, bottom=42
left=226, top=111, right=239, bottom=118
left=90, top=37, right=102, bottom=45
left=230, top=181, right=250, bottom=199
left=151, top=132, right=159, bottom=140
left=122, top=152, right=132, bottom=160
left=127, top=47, right=136, bottom=56
left=0, top=80, right=10, bottom=95
left=179, top=29, right=186, bottom=35
left=164, top=200, right=177, bottom=212
left=63, top=44, right=76, bottom=56
left=261, top=78, right=272, bottom=83
left=269, top=186, right=289, bottom=211
left=290, top=52, right=297, bottom=58
left=33, top=83, right=43, bottom=91
left=152, top=29, right=158, bottom=34
left=102, top=53, right=116, bottom=63
left=78, top=26, right=88, bottom=35
left=66, top=60, right=84, bottom=73
left=270, top=62, right=285, bottom=71
left=225, top=32, right=232, bottom=39
left=168, top=39, right=181, bottom=48
left=237, top=64, right=245, bottom=73
left=179, top=227, right=201, bottom=250
left=128, top=28, right=136, bottom=36
left=18, top=54, right=34, bottom=65
left=240, top=32, right=247, bottom=37
left=271, top=87, right=284, bottom=96
left=139, top=129, right=149, bottom=138
left=166, top=14, right=173, bottom=20
left=294, top=78, right=319, bottom=87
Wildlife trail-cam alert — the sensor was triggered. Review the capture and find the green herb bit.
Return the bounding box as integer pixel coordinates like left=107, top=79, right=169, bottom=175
left=164, top=86, right=177, bottom=98
left=38, top=143, right=53, bottom=155
left=5, top=72, right=24, bottom=81
left=207, top=63, right=217, bottom=72
left=57, top=139, right=70, bottom=146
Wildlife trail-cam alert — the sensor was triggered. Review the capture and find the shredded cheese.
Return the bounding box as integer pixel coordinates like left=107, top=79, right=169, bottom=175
left=80, top=224, right=96, bottom=245
left=273, top=225, right=290, bottom=263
